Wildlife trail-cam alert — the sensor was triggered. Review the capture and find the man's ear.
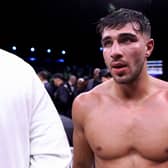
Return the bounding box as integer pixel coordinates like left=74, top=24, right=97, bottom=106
left=145, top=38, right=154, bottom=58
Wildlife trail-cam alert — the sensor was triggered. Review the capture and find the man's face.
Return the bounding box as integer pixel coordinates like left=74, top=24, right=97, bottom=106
left=101, top=23, right=154, bottom=84
left=53, top=78, right=63, bottom=87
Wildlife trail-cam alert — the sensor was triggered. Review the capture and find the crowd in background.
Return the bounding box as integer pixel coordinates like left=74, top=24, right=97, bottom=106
left=37, top=67, right=112, bottom=119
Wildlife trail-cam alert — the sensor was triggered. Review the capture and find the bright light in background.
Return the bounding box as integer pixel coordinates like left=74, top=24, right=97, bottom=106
left=30, top=47, right=35, bottom=52
left=99, top=47, right=103, bottom=51
left=46, top=48, right=51, bottom=53
left=147, top=60, right=163, bottom=76
left=12, top=46, right=17, bottom=51
left=61, top=50, right=66, bottom=55
left=28, top=57, right=37, bottom=61
left=56, top=58, right=65, bottom=63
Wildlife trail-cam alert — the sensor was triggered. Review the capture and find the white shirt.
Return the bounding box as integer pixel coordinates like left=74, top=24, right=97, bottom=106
left=0, top=49, right=72, bottom=168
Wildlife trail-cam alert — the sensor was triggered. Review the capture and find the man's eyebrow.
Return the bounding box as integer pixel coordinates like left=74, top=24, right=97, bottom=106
left=119, top=33, right=137, bottom=38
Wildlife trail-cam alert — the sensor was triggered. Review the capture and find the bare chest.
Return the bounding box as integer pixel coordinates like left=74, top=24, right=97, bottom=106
left=85, top=102, right=168, bottom=161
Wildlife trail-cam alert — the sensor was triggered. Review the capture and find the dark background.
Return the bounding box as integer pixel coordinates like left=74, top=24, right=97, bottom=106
left=0, top=0, right=168, bottom=77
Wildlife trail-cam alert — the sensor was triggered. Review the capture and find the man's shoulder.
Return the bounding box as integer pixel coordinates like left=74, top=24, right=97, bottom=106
left=73, top=87, right=103, bottom=114
left=0, top=49, right=24, bottom=63
left=73, top=90, right=93, bottom=105
left=0, top=49, right=34, bottom=71
left=150, top=77, right=168, bottom=100
left=152, top=76, right=168, bottom=89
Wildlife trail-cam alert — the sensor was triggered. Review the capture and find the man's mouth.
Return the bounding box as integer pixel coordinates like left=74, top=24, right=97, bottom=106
left=111, top=62, right=128, bottom=74
left=111, top=61, right=127, bottom=68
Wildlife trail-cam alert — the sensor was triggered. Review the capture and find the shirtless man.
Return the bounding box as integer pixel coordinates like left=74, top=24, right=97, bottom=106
left=72, top=8, right=168, bottom=168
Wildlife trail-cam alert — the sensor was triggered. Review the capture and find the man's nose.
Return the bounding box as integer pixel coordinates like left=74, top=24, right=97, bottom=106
left=110, top=41, right=122, bottom=60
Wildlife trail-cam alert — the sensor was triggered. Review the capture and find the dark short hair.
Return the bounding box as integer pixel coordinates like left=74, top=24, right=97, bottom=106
left=97, top=8, right=151, bottom=37
left=52, top=73, right=65, bottom=81
left=38, top=70, right=50, bottom=80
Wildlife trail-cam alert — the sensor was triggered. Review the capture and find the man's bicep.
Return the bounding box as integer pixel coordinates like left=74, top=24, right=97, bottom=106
left=73, top=123, right=94, bottom=168
left=72, top=97, right=94, bottom=168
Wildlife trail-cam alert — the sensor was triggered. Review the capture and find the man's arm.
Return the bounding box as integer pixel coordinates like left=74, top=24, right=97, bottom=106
left=72, top=95, right=94, bottom=168
left=29, top=71, right=72, bottom=168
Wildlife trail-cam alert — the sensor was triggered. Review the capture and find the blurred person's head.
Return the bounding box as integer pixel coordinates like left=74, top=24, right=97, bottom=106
left=93, top=68, right=101, bottom=79
left=100, top=69, right=112, bottom=82
left=52, top=73, right=65, bottom=87
left=37, top=70, right=50, bottom=82
left=68, top=74, right=77, bottom=86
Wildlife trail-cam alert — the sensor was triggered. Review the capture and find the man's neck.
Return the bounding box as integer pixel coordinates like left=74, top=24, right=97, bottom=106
left=113, top=74, right=151, bottom=102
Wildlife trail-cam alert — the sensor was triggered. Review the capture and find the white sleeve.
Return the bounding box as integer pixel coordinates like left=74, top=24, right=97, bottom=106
left=29, top=71, right=72, bottom=168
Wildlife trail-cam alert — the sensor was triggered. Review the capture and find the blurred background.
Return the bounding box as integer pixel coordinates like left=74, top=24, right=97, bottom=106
left=0, top=0, right=167, bottom=79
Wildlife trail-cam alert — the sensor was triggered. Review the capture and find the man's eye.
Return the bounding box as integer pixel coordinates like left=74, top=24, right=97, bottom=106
left=103, top=41, right=112, bottom=47
left=119, top=37, right=137, bottom=44
left=120, top=38, right=131, bottom=43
